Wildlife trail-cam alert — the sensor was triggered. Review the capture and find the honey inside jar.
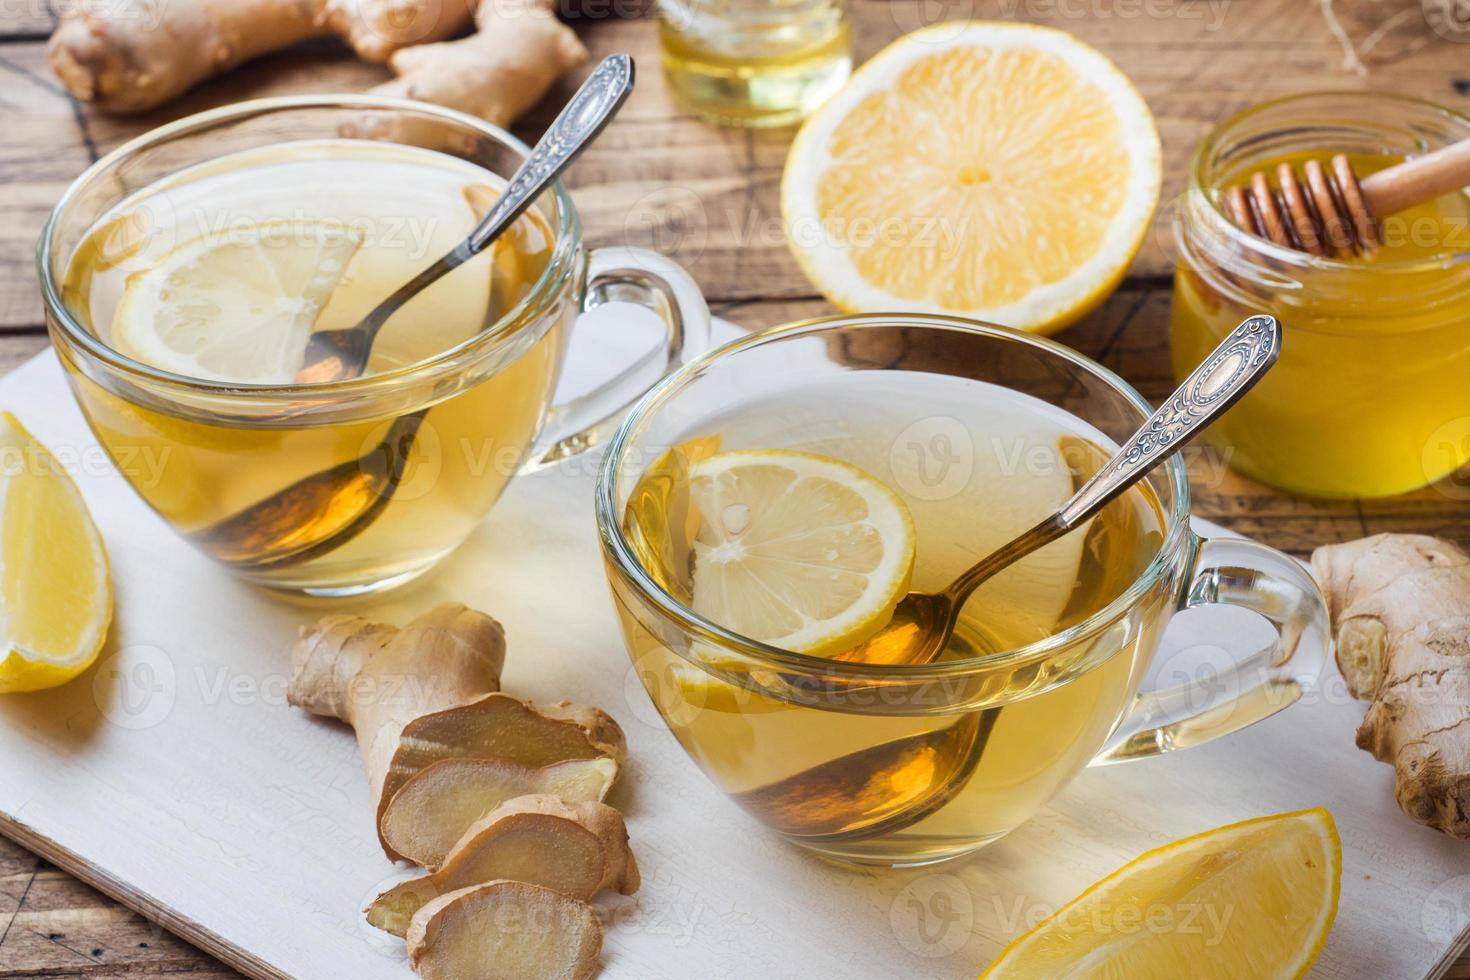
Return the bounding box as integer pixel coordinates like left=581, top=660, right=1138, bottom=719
left=1171, top=95, right=1470, bottom=498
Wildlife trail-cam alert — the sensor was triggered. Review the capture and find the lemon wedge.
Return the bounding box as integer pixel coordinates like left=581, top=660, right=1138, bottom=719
left=688, top=450, right=915, bottom=656
left=984, top=808, right=1341, bottom=979
left=113, top=219, right=362, bottom=384
left=0, top=413, right=112, bottom=694
left=781, top=21, right=1161, bottom=333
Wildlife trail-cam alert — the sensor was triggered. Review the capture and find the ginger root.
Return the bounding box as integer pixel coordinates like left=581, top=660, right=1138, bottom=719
left=1311, top=533, right=1470, bottom=839
left=407, top=880, right=602, bottom=980
left=47, top=0, right=585, bottom=127
left=287, top=606, right=624, bottom=861
left=49, top=0, right=327, bottom=113
left=368, top=794, right=639, bottom=937
left=370, top=0, right=587, bottom=128
left=289, top=603, right=635, bottom=978
left=318, top=0, right=474, bottom=63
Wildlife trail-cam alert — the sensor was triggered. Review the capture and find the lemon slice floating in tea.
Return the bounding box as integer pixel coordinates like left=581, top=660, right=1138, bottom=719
left=0, top=413, right=112, bottom=694
left=688, top=450, right=916, bottom=657
left=781, top=21, right=1162, bottom=333
left=113, top=219, right=362, bottom=384
left=983, top=808, right=1341, bottom=979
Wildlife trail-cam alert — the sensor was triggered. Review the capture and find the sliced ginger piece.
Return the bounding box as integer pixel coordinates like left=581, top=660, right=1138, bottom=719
left=387, top=693, right=626, bottom=802
left=408, top=880, right=602, bottom=980
left=368, top=794, right=639, bottom=937
left=287, top=607, right=626, bottom=862
left=383, top=757, right=619, bottom=870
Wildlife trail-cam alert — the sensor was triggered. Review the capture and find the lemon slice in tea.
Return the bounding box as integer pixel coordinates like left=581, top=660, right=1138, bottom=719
left=688, top=450, right=916, bottom=656
left=113, top=219, right=362, bottom=384
left=0, top=413, right=112, bottom=694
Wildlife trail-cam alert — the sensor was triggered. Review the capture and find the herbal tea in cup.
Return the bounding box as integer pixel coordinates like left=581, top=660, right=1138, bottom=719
left=42, top=97, right=710, bottom=595
left=600, top=315, right=1328, bottom=867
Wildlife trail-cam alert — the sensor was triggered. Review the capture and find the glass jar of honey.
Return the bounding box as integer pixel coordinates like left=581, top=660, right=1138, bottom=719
left=658, top=0, right=851, bottom=128
left=1171, top=92, right=1470, bottom=498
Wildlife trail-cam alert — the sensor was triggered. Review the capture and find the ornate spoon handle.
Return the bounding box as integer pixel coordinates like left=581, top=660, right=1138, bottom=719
left=1058, top=314, right=1281, bottom=527
left=468, top=54, right=634, bottom=254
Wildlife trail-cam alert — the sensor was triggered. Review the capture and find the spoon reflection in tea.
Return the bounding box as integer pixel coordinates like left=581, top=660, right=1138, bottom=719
left=838, top=314, right=1281, bottom=667
left=734, top=709, right=997, bottom=841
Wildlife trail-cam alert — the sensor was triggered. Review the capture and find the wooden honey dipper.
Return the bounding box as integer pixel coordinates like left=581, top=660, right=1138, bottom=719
left=1224, top=139, right=1470, bottom=256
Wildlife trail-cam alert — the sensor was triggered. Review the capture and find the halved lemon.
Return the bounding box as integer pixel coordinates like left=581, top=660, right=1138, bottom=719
left=112, top=219, right=362, bottom=384
left=782, top=21, right=1162, bottom=333
left=983, top=808, right=1341, bottom=978
left=0, top=413, right=112, bottom=694
left=688, top=450, right=915, bottom=656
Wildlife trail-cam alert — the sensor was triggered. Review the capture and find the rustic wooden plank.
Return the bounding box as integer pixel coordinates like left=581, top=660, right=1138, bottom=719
left=1359, top=480, right=1470, bottom=546
left=0, top=879, right=235, bottom=975
left=0, top=835, right=239, bottom=978
left=0, top=43, right=92, bottom=331
left=5, top=0, right=1466, bottom=323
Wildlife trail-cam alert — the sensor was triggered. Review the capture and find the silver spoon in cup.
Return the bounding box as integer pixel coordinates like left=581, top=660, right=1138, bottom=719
left=837, top=314, right=1282, bottom=667
left=294, top=54, right=635, bottom=385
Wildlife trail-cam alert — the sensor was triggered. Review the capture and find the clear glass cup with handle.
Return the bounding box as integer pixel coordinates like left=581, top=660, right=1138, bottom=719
left=598, top=313, right=1329, bottom=867
left=41, top=96, right=711, bottom=596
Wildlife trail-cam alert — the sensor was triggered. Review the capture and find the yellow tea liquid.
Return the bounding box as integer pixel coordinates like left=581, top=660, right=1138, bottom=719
left=1172, top=149, right=1470, bottom=497
left=615, top=375, right=1168, bottom=864
left=59, top=140, right=562, bottom=593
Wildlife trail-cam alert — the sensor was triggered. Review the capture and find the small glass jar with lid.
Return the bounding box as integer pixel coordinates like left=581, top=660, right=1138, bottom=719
left=1171, top=91, right=1470, bottom=498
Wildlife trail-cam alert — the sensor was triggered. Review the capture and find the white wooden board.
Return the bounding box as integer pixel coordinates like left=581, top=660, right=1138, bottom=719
left=0, top=317, right=1468, bottom=979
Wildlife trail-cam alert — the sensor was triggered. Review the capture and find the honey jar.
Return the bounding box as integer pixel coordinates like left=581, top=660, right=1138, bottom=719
left=1171, top=92, right=1470, bottom=498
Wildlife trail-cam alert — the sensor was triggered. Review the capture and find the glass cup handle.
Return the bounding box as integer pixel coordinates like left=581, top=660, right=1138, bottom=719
left=1091, top=533, right=1331, bottom=765
left=523, top=246, right=712, bottom=471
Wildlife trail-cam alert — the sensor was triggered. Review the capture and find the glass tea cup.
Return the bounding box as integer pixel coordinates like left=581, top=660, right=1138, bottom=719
left=41, top=96, right=711, bottom=596
left=597, top=314, right=1328, bottom=867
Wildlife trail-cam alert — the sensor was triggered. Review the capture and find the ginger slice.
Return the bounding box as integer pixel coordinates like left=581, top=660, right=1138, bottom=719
left=407, top=881, right=602, bottom=980
left=287, top=607, right=626, bottom=861
left=386, top=693, right=626, bottom=810
left=1311, top=533, right=1470, bottom=839
left=382, top=696, right=625, bottom=862
left=368, top=795, right=639, bottom=937
left=382, top=757, right=619, bottom=869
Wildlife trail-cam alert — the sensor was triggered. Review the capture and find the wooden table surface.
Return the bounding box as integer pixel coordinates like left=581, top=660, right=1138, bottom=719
left=2, top=1, right=1468, bottom=977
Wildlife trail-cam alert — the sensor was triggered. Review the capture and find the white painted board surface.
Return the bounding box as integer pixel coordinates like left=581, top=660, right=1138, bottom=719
left=0, top=316, right=1466, bottom=979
